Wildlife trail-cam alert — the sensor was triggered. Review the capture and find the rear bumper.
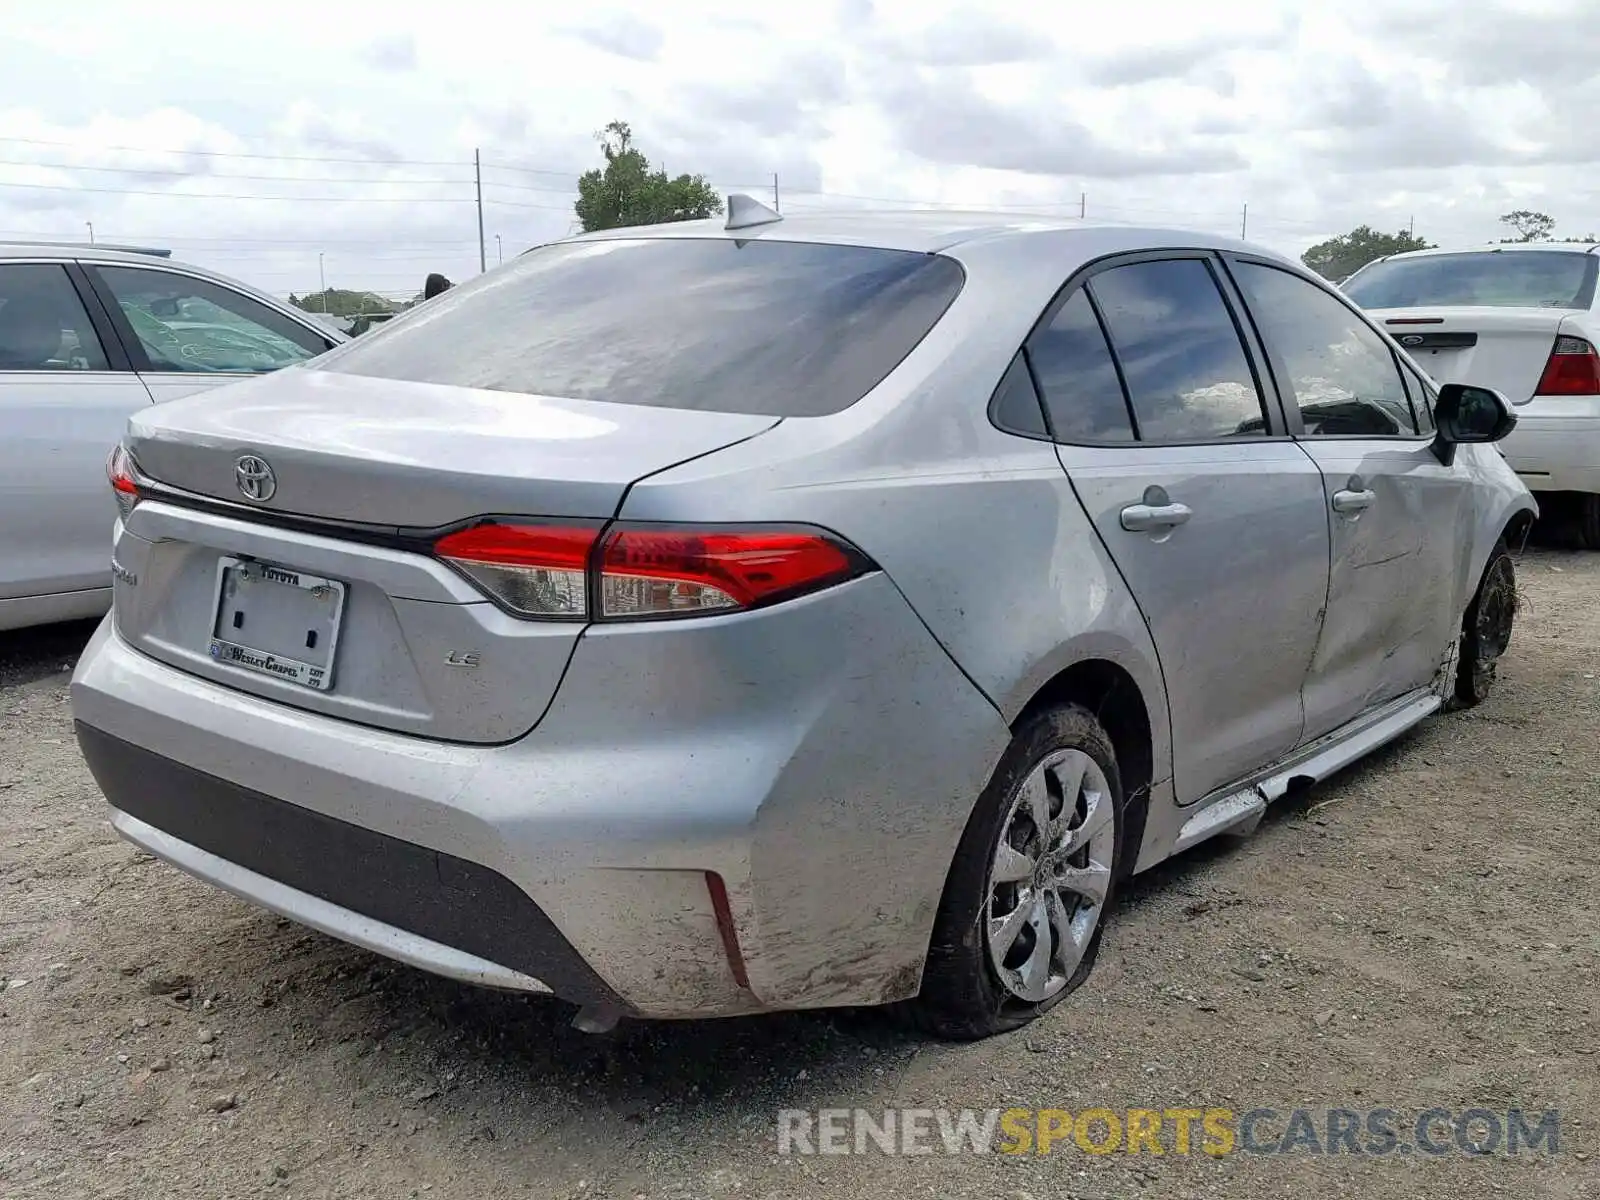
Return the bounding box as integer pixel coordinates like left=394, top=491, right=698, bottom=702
left=71, top=574, right=1008, bottom=1019
left=79, top=724, right=591, bottom=1000
left=1500, top=407, right=1600, bottom=494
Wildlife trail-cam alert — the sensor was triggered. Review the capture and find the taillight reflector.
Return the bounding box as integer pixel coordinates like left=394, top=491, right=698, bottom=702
left=1535, top=334, right=1600, bottom=396
left=106, top=444, right=140, bottom=519
left=431, top=522, right=872, bottom=622
left=433, top=523, right=596, bottom=619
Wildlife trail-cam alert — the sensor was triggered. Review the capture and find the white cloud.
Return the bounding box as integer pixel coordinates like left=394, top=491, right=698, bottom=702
left=2, top=0, right=1600, bottom=301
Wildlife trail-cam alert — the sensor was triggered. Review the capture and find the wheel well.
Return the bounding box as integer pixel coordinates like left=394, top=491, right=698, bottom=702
left=1018, top=660, right=1154, bottom=872
left=1502, top=508, right=1535, bottom=553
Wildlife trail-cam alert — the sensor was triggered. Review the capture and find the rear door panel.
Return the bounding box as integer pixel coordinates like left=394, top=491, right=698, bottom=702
left=1063, top=443, right=1330, bottom=802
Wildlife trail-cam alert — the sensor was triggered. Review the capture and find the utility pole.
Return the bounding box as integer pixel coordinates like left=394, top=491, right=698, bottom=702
left=1409, top=214, right=1416, bottom=238
left=495, top=234, right=503, bottom=264
left=1241, top=202, right=1248, bottom=239
left=474, top=148, right=487, bottom=273
left=773, top=173, right=780, bottom=213
left=1080, top=192, right=1086, bottom=219
left=318, top=253, right=326, bottom=312
left=85, top=221, right=95, bottom=244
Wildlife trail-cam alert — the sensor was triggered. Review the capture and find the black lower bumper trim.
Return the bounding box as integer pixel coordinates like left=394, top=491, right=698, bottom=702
left=75, top=722, right=623, bottom=1009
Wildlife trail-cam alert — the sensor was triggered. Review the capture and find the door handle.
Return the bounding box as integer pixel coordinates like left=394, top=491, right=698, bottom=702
left=1120, top=502, right=1193, bottom=532
left=1331, top=488, right=1375, bottom=513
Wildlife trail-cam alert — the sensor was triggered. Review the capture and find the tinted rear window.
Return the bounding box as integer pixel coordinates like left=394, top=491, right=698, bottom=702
left=317, top=237, right=965, bottom=416
left=1343, top=251, right=1598, bottom=310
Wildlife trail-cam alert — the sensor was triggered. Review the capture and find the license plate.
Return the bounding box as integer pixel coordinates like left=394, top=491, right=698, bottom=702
left=208, top=557, right=346, bottom=691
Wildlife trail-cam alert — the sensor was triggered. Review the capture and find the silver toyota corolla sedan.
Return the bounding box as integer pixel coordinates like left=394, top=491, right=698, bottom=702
left=71, top=201, right=1535, bottom=1040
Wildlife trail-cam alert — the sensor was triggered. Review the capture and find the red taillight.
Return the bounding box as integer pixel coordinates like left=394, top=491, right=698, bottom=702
left=597, top=527, right=865, bottom=619
left=1535, top=334, right=1600, bottom=396
left=432, top=523, right=596, bottom=619
left=106, top=444, right=140, bottom=519
left=431, top=521, right=871, bottom=621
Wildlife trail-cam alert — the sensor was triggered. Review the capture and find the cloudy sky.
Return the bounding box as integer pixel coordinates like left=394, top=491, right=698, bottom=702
left=2, top=0, right=1598, bottom=301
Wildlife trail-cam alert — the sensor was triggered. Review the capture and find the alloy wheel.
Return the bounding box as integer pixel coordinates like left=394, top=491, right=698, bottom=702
left=984, top=748, right=1116, bottom=1004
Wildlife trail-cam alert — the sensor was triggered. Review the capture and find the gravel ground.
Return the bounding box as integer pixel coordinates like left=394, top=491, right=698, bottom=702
left=2, top=548, right=1597, bottom=1199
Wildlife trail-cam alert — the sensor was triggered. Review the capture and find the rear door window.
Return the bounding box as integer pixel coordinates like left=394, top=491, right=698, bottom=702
left=0, top=264, right=110, bottom=371
left=990, top=353, right=1048, bottom=436
left=317, top=238, right=965, bottom=416
left=1087, top=259, right=1268, bottom=441
left=1026, top=290, right=1136, bottom=442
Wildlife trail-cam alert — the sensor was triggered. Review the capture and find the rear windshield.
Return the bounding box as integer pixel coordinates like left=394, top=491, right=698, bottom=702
left=1343, top=250, right=1598, bottom=310
left=317, top=237, right=965, bottom=416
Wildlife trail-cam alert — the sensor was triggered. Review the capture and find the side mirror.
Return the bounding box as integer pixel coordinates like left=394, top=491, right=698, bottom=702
left=1432, top=383, right=1517, bottom=465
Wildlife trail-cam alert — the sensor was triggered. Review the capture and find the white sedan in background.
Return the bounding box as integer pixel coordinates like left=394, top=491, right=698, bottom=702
left=1343, top=243, right=1600, bottom=546
left=0, top=243, right=345, bottom=632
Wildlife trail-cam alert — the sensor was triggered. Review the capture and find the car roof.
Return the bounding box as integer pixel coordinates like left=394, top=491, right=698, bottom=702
left=564, top=207, right=1279, bottom=260
left=0, top=241, right=185, bottom=264
left=1375, top=242, right=1600, bottom=264
left=0, top=239, right=172, bottom=259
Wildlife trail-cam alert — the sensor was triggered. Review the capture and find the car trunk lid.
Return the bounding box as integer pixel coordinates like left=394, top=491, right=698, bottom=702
left=115, top=369, right=778, bottom=742
left=1371, top=306, right=1572, bottom=402
left=125, top=368, right=779, bottom=527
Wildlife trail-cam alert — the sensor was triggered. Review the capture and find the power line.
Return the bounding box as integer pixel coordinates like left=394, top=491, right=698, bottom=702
left=479, top=159, right=588, bottom=181
left=0, top=134, right=465, bottom=167
left=1, top=156, right=590, bottom=196
left=0, top=230, right=483, bottom=248
left=0, top=157, right=471, bottom=186
left=480, top=196, right=577, bottom=211
left=0, top=178, right=472, bottom=202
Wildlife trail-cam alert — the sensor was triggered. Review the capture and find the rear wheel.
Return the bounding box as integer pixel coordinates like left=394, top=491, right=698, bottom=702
left=1576, top=494, right=1600, bottom=551
left=907, top=704, right=1126, bottom=1041
left=1452, top=541, right=1517, bottom=708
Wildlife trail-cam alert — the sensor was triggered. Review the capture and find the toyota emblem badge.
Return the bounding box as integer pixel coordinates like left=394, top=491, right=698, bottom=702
left=235, top=454, right=277, bottom=503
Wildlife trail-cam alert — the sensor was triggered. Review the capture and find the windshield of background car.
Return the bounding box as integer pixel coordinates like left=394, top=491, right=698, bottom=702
left=316, top=237, right=966, bottom=416
left=1342, top=250, right=1598, bottom=310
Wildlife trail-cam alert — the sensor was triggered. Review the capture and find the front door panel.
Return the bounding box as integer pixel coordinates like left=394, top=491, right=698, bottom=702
left=1296, top=442, right=1472, bottom=739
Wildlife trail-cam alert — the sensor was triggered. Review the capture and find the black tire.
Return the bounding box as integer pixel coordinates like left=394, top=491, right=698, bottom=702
left=1577, top=494, right=1600, bottom=551
left=906, top=704, right=1130, bottom=1041
left=1452, top=541, right=1517, bottom=708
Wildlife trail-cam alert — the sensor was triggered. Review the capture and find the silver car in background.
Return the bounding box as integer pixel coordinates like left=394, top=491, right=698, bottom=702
left=72, top=203, right=1534, bottom=1039
left=0, top=243, right=343, bottom=632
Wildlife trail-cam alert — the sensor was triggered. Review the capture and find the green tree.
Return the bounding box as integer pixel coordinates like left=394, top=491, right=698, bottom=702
left=1301, top=225, right=1436, bottom=282
left=1500, top=210, right=1556, bottom=242
left=574, top=121, right=723, bottom=233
